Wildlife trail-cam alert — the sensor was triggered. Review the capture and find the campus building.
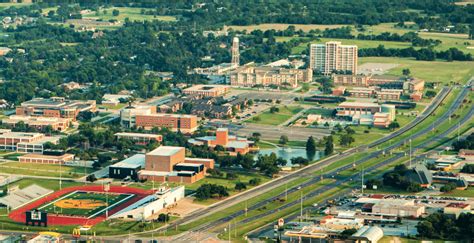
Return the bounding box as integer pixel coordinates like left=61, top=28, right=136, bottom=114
left=336, top=102, right=396, bottom=128
left=138, top=146, right=214, bottom=183
left=120, top=105, right=198, bottom=133
left=0, top=130, right=61, bottom=153
left=16, top=97, right=96, bottom=120
left=188, top=128, right=257, bottom=155
left=182, top=85, right=230, bottom=97
left=115, top=132, right=163, bottom=145
left=229, top=64, right=313, bottom=88
left=109, top=154, right=146, bottom=180
left=18, top=153, right=75, bottom=165
left=371, top=199, right=425, bottom=218
left=310, top=41, right=358, bottom=75
left=2, top=115, right=71, bottom=131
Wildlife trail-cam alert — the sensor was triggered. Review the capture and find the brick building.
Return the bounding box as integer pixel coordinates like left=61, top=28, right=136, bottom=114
left=229, top=64, right=312, bottom=88
left=16, top=97, right=96, bottom=120
left=188, top=128, right=257, bottom=155
left=138, top=146, right=214, bottom=183
left=182, top=85, right=230, bottom=97
left=2, top=115, right=70, bottom=131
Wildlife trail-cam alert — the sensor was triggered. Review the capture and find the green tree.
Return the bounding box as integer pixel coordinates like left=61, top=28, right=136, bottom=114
left=324, top=136, right=334, bottom=155
left=279, top=135, right=288, bottom=146
left=306, top=136, right=316, bottom=154
left=235, top=182, right=247, bottom=191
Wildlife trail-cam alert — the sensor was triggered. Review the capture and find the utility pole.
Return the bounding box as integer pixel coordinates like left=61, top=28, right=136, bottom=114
left=457, top=122, right=460, bottom=141
left=300, top=191, right=303, bottom=223
left=409, top=138, right=412, bottom=167
left=361, top=167, right=365, bottom=194
left=245, top=200, right=248, bottom=217
left=285, top=183, right=288, bottom=201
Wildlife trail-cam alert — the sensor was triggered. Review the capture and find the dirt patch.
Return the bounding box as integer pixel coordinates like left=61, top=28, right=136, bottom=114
left=164, top=197, right=205, bottom=217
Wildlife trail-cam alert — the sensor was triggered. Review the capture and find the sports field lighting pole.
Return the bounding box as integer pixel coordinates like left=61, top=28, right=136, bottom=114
left=104, top=182, right=110, bottom=219
left=59, top=161, right=62, bottom=190
left=409, top=139, right=412, bottom=167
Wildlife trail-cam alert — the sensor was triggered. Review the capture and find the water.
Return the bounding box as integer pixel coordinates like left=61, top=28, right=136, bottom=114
left=257, top=147, right=322, bottom=166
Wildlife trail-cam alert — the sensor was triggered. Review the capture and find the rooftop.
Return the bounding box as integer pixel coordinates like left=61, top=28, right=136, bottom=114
left=19, top=153, right=74, bottom=160
left=111, top=154, right=146, bottom=169
left=338, top=102, right=380, bottom=108
left=147, top=146, right=184, bottom=157
left=446, top=203, right=470, bottom=209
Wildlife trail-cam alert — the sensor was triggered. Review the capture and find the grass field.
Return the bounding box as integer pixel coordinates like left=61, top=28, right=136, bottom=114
left=39, top=191, right=132, bottom=218
left=246, top=106, right=303, bottom=126
left=359, top=57, right=474, bottom=84
left=83, top=7, right=177, bottom=23
left=292, top=37, right=412, bottom=54
left=228, top=23, right=347, bottom=32
left=0, top=2, right=31, bottom=10
left=0, top=162, right=94, bottom=178
left=443, top=187, right=474, bottom=197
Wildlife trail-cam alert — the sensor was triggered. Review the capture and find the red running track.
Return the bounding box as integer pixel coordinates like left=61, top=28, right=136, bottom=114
left=9, top=185, right=152, bottom=226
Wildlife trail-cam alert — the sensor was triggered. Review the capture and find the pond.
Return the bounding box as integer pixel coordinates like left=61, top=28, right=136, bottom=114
left=257, top=147, right=323, bottom=166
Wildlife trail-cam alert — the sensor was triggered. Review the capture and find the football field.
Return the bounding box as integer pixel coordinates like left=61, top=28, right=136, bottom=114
left=38, top=190, right=133, bottom=219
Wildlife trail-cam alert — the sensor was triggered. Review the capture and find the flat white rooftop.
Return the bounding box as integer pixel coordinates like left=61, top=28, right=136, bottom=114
left=147, top=146, right=183, bottom=156
left=111, top=154, right=146, bottom=169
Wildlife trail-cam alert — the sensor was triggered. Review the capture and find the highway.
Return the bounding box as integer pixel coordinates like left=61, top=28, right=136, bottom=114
left=140, top=84, right=453, bottom=240
left=169, top=82, right=472, bottom=240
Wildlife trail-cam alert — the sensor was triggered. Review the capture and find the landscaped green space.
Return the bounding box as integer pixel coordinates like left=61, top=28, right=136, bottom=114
left=82, top=7, right=177, bottom=23
left=359, top=57, right=474, bottom=84
left=443, top=187, right=474, bottom=197
left=0, top=2, right=31, bottom=10
left=246, top=106, right=303, bottom=126
left=0, top=162, right=94, bottom=178
left=0, top=178, right=82, bottom=192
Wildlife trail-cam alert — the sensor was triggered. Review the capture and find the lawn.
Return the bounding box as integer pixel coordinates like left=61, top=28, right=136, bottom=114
left=83, top=7, right=177, bottom=23
left=246, top=106, right=304, bottom=126
left=359, top=57, right=474, bottom=84
left=442, top=187, right=474, bottom=197
left=38, top=191, right=133, bottom=218
left=292, top=37, right=412, bottom=54
left=0, top=162, right=94, bottom=178
left=0, top=2, right=31, bottom=10
left=0, top=178, right=83, bottom=192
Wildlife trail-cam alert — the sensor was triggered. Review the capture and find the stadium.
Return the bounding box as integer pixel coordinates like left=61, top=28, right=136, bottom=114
left=8, top=185, right=152, bottom=226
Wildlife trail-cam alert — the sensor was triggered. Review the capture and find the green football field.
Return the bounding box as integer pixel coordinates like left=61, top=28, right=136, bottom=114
left=38, top=191, right=133, bottom=218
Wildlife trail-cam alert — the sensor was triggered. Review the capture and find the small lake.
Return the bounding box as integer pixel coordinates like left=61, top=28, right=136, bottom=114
left=257, top=147, right=323, bottom=166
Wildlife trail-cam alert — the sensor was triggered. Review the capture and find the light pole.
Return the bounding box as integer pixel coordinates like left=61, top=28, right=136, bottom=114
left=409, top=139, right=412, bottom=167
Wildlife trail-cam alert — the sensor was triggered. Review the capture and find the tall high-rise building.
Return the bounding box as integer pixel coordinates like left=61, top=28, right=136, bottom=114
left=231, top=37, right=240, bottom=67
left=309, top=41, right=358, bottom=75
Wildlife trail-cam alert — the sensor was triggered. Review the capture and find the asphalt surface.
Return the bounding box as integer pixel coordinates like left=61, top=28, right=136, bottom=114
left=163, top=84, right=459, bottom=240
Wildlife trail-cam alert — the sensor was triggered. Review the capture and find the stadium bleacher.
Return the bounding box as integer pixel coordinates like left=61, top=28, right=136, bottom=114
left=0, top=184, right=53, bottom=209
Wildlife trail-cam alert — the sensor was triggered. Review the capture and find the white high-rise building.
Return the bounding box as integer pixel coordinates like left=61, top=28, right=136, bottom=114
left=231, top=37, right=240, bottom=67
left=309, top=41, right=358, bottom=75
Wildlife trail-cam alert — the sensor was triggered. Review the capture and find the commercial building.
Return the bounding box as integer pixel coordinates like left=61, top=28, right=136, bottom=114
left=102, top=94, right=131, bottom=106
left=376, top=89, right=403, bottom=101
left=109, top=154, right=146, bottom=180
left=371, top=199, right=425, bottom=218
left=336, top=102, right=382, bottom=117
left=229, top=64, right=313, bottom=88
left=188, top=128, right=257, bottom=155
left=115, top=132, right=163, bottom=145
left=332, top=86, right=346, bottom=96
left=406, top=164, right=433, bottom=188
left=139, top=146, right=214, bottom=183
left=2, top=115, right=70, bottom=131
left=310, top=41, right=358, bottom=75
left=16, top=97, right=96, bottom=120
left=459, top=149, right=474, bottom=162
left=350, top=226, right=384, bottom=243
left=444, top=203, right=471, bottom=219
left=120, top=105, right=198, bottom=133
left=347, top=87, right=376, bottom=98
left=18, top=153, right=74, bottom=165
left=182, top=85, right=230, bottom=97
left=0, top=130, right=60, bottom=153
left=336, top=103, right=395, bottom=128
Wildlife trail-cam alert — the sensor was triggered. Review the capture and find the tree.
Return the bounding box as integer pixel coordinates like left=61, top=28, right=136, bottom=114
left=249, top=178, right=261, bottom=186
left=112, top=9, right=120, bottom=16
left=388, top=121, right=400, bottom=131
left=235, top=182, right=247, bottom=191
left=86, top=174, right=97, bottom=182
left=402, top=68, right=411, bottom=76
left=425, top=90, right=437, bottom=98
left=306, top=136, right=316, bottom=154
left=270, top=106, right=279, bottom=113
left=340, top=228, right=358, bottom=239
left=157, top=213, right=170, bottom=223
left=440, top=182, right=457, bottom=192
left=417, top=221, right=436, bottom=239
left=324, top=136, right=334, bottom=155
left=279, top=135, right=288, bottom=146
left=461, top=164, right=474, bottom=173
left=339, top=133, right=355, bottom=146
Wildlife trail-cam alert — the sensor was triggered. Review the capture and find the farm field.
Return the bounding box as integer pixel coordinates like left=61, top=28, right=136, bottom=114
left=359, top=57, right=474, bottom=84
left=246, top=106, right=304, bottom=126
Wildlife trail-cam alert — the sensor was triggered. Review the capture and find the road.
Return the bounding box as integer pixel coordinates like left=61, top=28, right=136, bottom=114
left=168, top=82, right=471, bottom=240
left=99, top=83, right=453, bottom=241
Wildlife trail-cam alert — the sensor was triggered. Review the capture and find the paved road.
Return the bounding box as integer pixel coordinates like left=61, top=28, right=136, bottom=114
left=169, top=82, right=471, bottom=239
left=107, top=84, right=453, bottom=241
